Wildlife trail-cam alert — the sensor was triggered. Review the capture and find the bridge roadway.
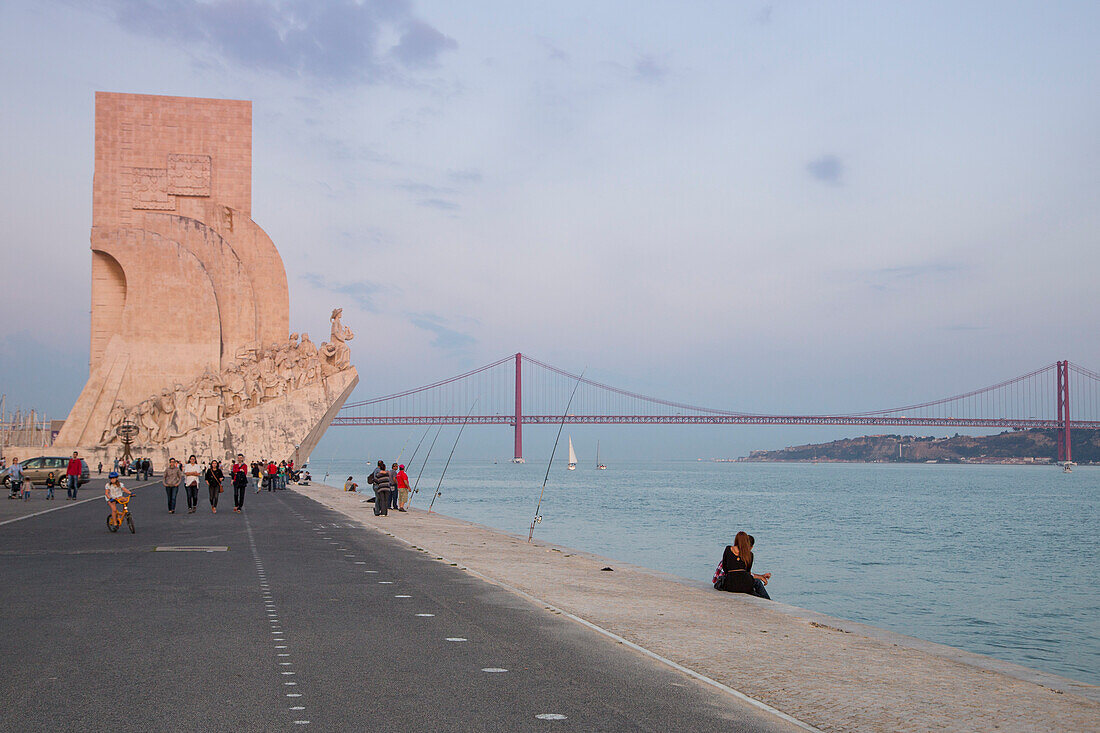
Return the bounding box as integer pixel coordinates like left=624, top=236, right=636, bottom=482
left=0, top=478, right=797, bottom=732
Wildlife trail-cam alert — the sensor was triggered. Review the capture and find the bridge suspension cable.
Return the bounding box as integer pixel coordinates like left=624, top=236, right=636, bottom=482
left=333, top=354, right=1100, bottom=463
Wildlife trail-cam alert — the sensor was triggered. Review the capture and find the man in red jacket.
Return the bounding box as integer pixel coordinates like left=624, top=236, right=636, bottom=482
left=65, top=451, right=83, bottom=500
left=395, top=464, right=410, bottom=512
left=266, top=460, right=277, bottom=491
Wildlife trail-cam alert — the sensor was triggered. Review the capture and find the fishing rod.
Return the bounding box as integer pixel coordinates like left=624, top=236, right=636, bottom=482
left=396, top=427, right=417, bottom=464
left=427, top=399, right=479, bottom=515
left=407, top=425, right=444, bottom=508
left=529, top=369, right=586, bottom=542
left=403, top=426, right=431, bottom=471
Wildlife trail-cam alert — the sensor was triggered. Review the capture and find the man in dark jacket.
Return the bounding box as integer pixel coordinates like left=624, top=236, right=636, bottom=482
left=230, top=454, right=249, bottom=513
left=366, top=460, right=391, bottom=516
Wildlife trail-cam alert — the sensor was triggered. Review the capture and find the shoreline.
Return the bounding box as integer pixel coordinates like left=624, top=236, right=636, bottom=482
left=293, top=482, right=1099, bottom=732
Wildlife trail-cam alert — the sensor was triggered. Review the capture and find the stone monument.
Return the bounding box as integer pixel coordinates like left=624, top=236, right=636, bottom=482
left=52, top=92, right=358, bottom=464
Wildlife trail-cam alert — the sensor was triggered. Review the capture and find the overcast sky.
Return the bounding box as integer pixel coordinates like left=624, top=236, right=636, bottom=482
left=1, top=1, right=1098, bottom=461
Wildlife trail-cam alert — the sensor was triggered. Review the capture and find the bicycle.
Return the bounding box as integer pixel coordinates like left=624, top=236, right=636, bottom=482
left=107, top=494, right=135, bottom=534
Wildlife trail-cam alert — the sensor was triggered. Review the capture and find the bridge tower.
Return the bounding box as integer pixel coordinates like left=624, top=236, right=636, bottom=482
left=513, top=352, right=523, bottom=462
left=1056, top=360, right=1071, bottom=463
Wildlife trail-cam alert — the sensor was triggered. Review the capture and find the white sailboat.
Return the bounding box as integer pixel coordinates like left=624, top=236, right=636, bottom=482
left=596, top=440, right=607, bottom=470
left=567, top=436, right=577, bottom=470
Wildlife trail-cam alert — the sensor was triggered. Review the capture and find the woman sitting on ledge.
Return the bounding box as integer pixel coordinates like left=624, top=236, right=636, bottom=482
left=715, top=531, right=771, bottom=599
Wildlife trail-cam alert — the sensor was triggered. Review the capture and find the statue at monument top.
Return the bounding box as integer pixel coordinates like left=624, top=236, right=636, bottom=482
left=321, top=308, right=355, bottom=376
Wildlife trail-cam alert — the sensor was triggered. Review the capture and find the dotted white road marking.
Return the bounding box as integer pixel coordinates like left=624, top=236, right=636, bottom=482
left=535, top=714, right=567, bottom=720
left=394, top=594, right=412, bottom=598
left=445, top=637, right=468, bottom=642
left=378, top=581, right=393, bottom=584
left=482, top=668, right=508, bottom=673
left=415, top=613, right=435, bottom=617
left=246, top=515, right=313, bottom=728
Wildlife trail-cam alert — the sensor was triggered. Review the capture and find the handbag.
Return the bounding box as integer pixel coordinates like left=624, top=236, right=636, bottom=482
left=712, top=561, right=725, bottom=589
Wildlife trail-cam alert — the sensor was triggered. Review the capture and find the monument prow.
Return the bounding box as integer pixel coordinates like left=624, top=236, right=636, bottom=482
left=51, top=92, right=356, bottom=464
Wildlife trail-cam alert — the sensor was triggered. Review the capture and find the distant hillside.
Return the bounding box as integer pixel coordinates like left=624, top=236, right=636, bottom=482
left=741, top=428, right=1100, bottom=464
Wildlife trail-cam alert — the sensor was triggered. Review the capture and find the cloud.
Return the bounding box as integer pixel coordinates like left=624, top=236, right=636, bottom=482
left=96, top=0, right=456, bottom=84
left=860, top=262, right=967, bottom=292
left=537, top=35, right=567, bottom=62
left=311, top=133, right=394, bottom=165
left=633, top=54, right=667, bottom=83
left=390, top=19, right=458, bottom=69
left=418, top=198, right=459, bottom=211
left=806, top=154, right=843, bottom=184
left=301, top=273, right=385, bottom=311
left=409, top=313, right=476, bottom=351
left=447, top=169, right=482, bottom=184
left=396, top=181, right=456, bottom=196
left=756, top=5, right=774, bottom=24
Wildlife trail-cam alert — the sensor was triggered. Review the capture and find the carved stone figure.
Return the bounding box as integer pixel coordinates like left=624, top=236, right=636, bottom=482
left=101, top=401, right=126, bottom=444
left=320, top=308, right=354, bottom=376
left=92, top=310, right=352, bottom=446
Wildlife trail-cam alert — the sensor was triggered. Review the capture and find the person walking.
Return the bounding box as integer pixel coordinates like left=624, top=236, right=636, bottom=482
left=230, top=454, right=248, bottom=513
left=394, top=464, right=410, bottom=512
left=266, top=459, right=277, bottom=491
left=97, top=461, right=103, bottom=475
left=366, top=460, right=392, bottom=516
left=278, top=461, right=288, bottom=490
left=162, top=457, right=183, bottom=513
left=183, top=455, right=202, bottom=513
left=205, top=460, right=224, bottom=513
left=65, top=451, right=82, bottom=500
left=7, top=459, right=21, bottom=500
left=251, top=461, right=261, bottom=493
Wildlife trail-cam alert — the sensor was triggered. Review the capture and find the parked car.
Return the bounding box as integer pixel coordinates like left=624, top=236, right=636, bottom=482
left=1, top=457, right=90, bottom=487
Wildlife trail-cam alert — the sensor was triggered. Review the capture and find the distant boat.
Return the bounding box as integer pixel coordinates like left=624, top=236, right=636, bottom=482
left=1063, top=461, right=1075, bottom=473
left=567, top=436, right=577, bottom=470
left=511, top=457, right=525, bottom=464
left=596, top=440, right=607, bottom=470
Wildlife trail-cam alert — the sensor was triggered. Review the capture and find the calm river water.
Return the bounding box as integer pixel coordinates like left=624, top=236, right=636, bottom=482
left=320, top=458, right=1098, bottom=685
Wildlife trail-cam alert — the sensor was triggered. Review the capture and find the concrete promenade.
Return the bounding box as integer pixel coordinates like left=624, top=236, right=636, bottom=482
left=297, top=483, right=1100, bottom=733
left=0, top=476, right=797, bottom=732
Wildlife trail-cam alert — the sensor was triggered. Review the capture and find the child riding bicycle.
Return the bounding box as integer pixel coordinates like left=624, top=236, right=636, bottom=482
left=104, top=472, right=132, bottom=525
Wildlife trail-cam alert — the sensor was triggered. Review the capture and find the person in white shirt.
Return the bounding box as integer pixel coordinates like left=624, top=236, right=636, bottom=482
left=104, top=472, right=131, bottom=526
left=183, top=455, right=202, bottom=514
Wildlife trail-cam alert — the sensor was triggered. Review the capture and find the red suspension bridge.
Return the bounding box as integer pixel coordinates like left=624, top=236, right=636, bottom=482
left=333, top=355, right=1100, bottom=463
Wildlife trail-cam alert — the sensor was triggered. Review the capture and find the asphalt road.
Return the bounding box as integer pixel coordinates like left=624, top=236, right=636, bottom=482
left=0, top=479, right=800, bottom=732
